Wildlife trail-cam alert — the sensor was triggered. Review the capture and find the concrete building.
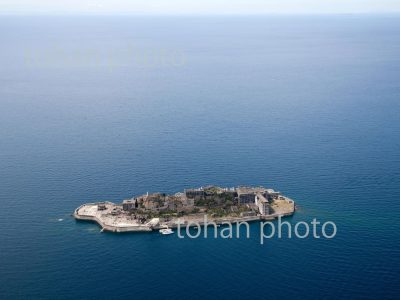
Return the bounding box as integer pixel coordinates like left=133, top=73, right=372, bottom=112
left=178, top=194, right=194, bottom=207
left=236, top=187, right=257, bottom=204
left=236, top=187, right=268, bottom=204
left=142, top=193, right=164, bottom=210
left=236, top=186, right=281, bottom=205
left=185, top=197, right=194, bottom=207
left=122, top=199, right=137, bottom=211
left=97, top=202, right=107, bottom=211
left=167, top=199, right=183, bottom=211
left=185, top=188, right=205, bottom=200
left=255, top=193, right=270, bottom=215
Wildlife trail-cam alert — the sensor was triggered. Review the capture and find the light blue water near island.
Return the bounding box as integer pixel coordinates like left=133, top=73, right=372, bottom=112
left=0, top=15, right=400, bottom=299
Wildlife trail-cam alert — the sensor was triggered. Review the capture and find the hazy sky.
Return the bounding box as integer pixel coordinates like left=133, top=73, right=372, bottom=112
left=1, top=0, right=400, bottom=15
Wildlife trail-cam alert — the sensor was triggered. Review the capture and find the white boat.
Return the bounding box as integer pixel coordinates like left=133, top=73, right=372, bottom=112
left=159, top=227, right=174, bottom=235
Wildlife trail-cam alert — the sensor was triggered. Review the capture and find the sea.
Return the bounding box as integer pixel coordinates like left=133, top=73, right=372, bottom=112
left=0, top=15, right=399, bottom=299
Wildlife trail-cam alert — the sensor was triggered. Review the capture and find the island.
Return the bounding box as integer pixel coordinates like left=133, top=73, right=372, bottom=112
left=74, top=185, right=295, bottom=232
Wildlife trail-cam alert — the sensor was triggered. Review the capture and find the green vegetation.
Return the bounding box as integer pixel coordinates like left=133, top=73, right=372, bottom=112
left=195, top=198, right=217, bottom=207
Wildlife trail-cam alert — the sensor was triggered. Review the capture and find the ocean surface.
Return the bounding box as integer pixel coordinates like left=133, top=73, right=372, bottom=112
left=0, top=15, right=399, bottom=299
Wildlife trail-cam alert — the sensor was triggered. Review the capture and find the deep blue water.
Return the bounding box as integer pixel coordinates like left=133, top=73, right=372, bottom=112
left=0, top=15, right=400, bottom=299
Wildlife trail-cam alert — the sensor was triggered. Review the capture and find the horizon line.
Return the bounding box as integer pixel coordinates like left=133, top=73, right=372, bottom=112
left=1, top=11, right=400, bottom=17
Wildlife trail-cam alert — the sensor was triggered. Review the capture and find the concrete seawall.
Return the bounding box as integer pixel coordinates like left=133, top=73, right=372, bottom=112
left=74, top=204, right=152, bottom=232
left=73, top=201, right=295, bottom=233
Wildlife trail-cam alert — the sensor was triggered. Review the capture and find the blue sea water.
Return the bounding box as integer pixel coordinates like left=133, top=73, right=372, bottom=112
left=0, top=15, right=400, bottom=299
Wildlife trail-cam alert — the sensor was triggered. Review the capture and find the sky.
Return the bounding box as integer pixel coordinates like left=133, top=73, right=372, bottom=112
left=1, top=0, right=400, bottom=15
